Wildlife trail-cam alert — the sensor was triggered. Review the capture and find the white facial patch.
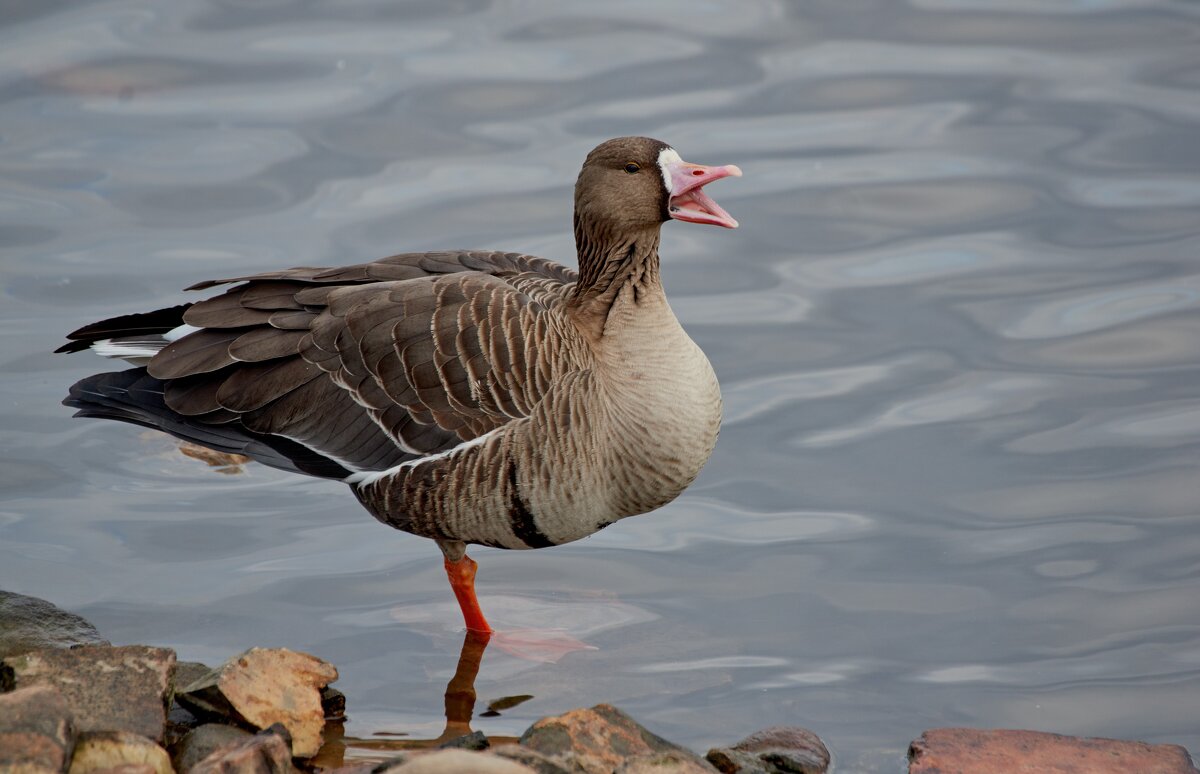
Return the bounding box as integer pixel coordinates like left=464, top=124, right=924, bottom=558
left=657, top=147, right=681, bottom=195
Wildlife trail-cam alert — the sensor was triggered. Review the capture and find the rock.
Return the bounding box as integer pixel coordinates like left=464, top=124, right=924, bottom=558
left=174, top=662, right=213, bottom=691
left=382, top=749, right=535, bottom=773
left=438, top=730, right=489, bottom=751
left=169, top=724, right=251, bottom=774
left=908, top=728, right=1199, bottom=774
left=165, top=662, right=213, bottom=746
left=706, top=726, right=829, bottom=774
left=0, top=590, right=109, bottom=658
left=0, top=684, right=75, bottom=773
left=618, top=750, right=720, bottom=773
left=1, top=645, right=176, bottom=742
left=188, top=724, right=296, bottom=774
left=68, top=731, right=173, bottom=774
left=490, top=746, right=575, bottom=774
left=320, top=686, right=346, bottom=721
left=520, top=704, right=711, bottom=774
left=175, top=647, right=336, bottom=758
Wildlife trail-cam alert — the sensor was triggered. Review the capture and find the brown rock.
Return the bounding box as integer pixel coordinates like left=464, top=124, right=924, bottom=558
left=68, top=730, right=173, bottom=774
left=618, top=750, right=719, bottom=773
left=0, top=590, right=108, bottom=659
left=490, top=746, right=574, bottom=774
left=520, top=704, right=709, bottom=774
left=1, top=645, right=175, bottom=743
left=706, top=726, right=829, bottom=774
left=320, top=686, right=346, bottom=721
left=169, top=724, right=251, bottom=774
left=383, top=749, right=535, bottom=773
left=908, top=728, right=1199, bottom=774
left=188, top=725, right=296, bottom=774
left=0, top=684, right=75, bottom=773
left=175, top=647, right=336, bottom=758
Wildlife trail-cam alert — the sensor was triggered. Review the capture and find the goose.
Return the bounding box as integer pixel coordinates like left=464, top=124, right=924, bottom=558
left=57, top=136, right=741, bottom=635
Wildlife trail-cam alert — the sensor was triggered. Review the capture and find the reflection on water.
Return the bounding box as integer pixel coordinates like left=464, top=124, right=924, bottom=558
left=2, top=0, right=1199, bottom=769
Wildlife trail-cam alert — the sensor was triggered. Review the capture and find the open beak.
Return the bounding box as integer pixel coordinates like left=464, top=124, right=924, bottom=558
left=665, top=159, right=742, bottom=229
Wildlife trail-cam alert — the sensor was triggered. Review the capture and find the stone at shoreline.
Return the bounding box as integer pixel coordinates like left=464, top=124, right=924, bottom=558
left=908, top=728, right=1199, bottom=774
left=380, top=749, right=535, bottom=773
left=438, top=730, right=489, bottom=751
left=68, top=730, right=174, bottom=774
left=706, top=726, right=830, bottom=774
left=176, top=647, right=336, bottom=758
left=0, top=590, right=109, bottom=658
left=170, top=724, right=252, bottom=774
left=520, top=703, right=716, bottom=774
left=321, top=686, right=347, bottom=721
left=617, top=750, right=720, bottom=773
left=1, top=645, right=176, bottom=743
left=188, top=724, right=296, bottom=774
left=490, top=746, right=575, bottom=774
left=164, top=662, right=213, bottom=747
left=0, top=684, right=75, bottom=773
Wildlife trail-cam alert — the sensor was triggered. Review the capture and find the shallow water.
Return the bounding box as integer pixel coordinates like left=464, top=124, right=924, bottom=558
left=3, top=0, right=1199, bottom=769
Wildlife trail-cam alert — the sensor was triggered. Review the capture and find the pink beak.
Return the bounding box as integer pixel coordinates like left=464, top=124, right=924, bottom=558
left=665, top=160, right=743, bottom=229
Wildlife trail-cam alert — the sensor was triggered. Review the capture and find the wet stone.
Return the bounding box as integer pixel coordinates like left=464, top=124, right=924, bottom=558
left=520, top=704, right=711, bottom=774
left=618, top=750, right=720, bottom=773
left=188, top=724, right=296, bottom=774
left=908, top=728, right=1199, bottom=774
left=381, top=749, right=535, bottom=773
left=0, top=590, right=109, bottom=659
left=1, top=645, right=176, bottom=743
left=706, top=726, right=830, bottom=774
left=170, top=724, right=252, bottom=774
left=67, top=730, right=173, bottom=774
left=176, top=647, right=337, bottom=758
left=437, top=730, right=489, bottom=751
left=321, top=686, right=347, bottom=721
left=490, top=746, right=574, bottom=774
left=0, top=684, right=75, bottom=773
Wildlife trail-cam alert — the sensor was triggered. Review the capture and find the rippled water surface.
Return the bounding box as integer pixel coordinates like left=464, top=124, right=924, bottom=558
left=3, top=1, right=1199, bottom=769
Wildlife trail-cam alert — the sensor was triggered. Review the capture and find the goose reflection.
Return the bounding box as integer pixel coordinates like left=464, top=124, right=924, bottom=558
left=318, top=630, right=527, bottom=767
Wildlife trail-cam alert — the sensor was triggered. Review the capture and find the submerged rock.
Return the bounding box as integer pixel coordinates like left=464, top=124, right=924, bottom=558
left=908, top=728, right=1199, bottom=774
left=1, top=645, right=176, bottom=742
left=175, top=647, right=337, bottom=758
left=0, top=684, right=75, bottom=773
left=68, top=730, right=173, bottom=774
left=706, top=726, right=830, bottom=773
left=0, top=589, right=109, bottom=658
left=188, top=724, right=296, bottom=774
left=520, top=703, right=715, bottom=774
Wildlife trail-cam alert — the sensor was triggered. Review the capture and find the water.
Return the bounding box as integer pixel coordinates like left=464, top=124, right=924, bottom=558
left=2, top=1, right=1199, bottom=769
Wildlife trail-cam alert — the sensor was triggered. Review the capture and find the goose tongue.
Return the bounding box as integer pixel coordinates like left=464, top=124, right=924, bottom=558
left=664, top=159, right=742, bottom=229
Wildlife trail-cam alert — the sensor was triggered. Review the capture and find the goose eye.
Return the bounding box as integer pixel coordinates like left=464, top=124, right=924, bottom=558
left=623, top=163, right=640, bottom=174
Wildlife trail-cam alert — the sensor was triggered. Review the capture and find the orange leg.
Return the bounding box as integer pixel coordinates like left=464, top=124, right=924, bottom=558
left=444, top=554, right=492, bottom=634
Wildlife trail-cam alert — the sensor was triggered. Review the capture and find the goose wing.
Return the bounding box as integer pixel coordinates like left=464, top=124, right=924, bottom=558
left=65, top=251, right=578, bottom=478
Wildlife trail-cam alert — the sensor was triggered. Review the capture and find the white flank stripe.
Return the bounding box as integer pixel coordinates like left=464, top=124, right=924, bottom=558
left=91, top=339, right=163, bottom=359
left=345, top=426, right=502, bottom=486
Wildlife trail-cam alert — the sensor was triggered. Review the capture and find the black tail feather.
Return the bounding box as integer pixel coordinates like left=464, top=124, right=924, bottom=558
left=55, top=304, right=192, bottom=354
left=64, top=368, right=352, bottom=480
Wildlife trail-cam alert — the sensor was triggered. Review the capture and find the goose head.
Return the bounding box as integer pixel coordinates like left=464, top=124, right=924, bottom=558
left=574, top=136, right=742, bottom=236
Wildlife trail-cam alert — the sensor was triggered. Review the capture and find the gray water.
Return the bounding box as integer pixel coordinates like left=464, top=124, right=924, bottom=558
left=3, top=1, right=1199, bottom=769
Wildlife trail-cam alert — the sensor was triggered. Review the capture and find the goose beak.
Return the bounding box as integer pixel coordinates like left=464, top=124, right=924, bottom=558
left=665, top=160, right=742, bottom=229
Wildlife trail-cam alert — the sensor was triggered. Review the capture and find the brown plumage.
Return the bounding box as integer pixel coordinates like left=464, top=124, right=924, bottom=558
left=59, top=137, right=742, bottom=633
